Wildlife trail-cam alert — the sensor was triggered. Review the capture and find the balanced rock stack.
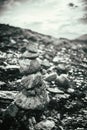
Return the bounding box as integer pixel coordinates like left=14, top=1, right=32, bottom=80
left=19, top=43, right=41, bottom=75
left=4, top=74, right=49, bottom=117
left=15, top=74, right=49, bottom=110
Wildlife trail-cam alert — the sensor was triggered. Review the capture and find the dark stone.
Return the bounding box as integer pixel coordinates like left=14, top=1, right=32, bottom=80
left=4, top=103, right=19, bottom=117
left=55, top=74, right=70, bottom=90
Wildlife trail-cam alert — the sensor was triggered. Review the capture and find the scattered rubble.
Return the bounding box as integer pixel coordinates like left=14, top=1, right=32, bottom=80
left=0, top=24, right=87, bottom=130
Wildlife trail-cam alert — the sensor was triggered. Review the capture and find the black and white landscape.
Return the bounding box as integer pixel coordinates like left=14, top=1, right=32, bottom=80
left=0, top=0, right=87, bottom=130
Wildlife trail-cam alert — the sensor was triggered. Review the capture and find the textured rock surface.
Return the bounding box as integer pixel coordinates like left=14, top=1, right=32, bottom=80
left=15, top=75, right=49, bottom=110
left=35, top=119, right=55, bottom=130
left=22, top=51, right=39, bottom=59
left=0, top=91, right=18, bottom=100
left=45, top=72, right=57, bottom=82
left=0, top=24, right=87, bottom=130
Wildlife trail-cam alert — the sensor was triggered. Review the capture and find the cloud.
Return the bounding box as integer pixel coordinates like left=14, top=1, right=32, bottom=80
left=0, top=0, right=25, bottom=12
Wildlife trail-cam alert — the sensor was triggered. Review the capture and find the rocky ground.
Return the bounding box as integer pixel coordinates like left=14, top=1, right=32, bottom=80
left=0, top=24, right=87, bottom=130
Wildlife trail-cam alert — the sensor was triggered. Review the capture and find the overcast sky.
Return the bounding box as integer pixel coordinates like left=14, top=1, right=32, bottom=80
left=0, top=0, right=87, bottom=39
left=0, top=0, right=26, bottom=12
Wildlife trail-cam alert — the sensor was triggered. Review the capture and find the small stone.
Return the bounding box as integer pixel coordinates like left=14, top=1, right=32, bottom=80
left=45, top=72, right=57, bottom=82
left=32, top=117, right=36, bottom=124
left=23, top=39, right=29, bottom=43
left=47, top=87, right=64, bottom=94
left=41, top=59, right=51, bottom=69
left=47, top=66, right=56, bottom=73
left=0, top=52, right=6, bottom=60
left=19, top=59, right=31, bottom=74
left=54, top=93, right=70, bottom=101
left=56, top=64, right=68, bottom=74
left=27, top=43, right=38, bottom=53
left=55, top=74, right=70, bottom=89
left=0, top=81, right=6, bottom=86
left=10, top=38, right=16, bottom=44
left=21, top=75, right=34, bottom=90
left=67, top=88, right=75, bottom=93
left=22, top=51, right=39, bottom=59
left=20, top=59, right=41, bottom=75
left=39, top=44, right=45, bottom=50
left=28, top=118, right=34, bottom=127
left=36, top=58, right=42, bottom=64
left=77, top=128, right=84, bottom=130
left=5, top=103, right=18, bottom=117
left=53, top=56, right=64, bottom=64
left=53, top=56, right=58, bottom=63
left=35, top=120, right=55, bottom=130
left=28, top=59, right=41, bottom=74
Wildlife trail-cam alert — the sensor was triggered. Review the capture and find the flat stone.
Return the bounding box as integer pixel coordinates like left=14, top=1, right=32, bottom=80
left=35, top=119, right=55, bottom=130
left=15, top=75, right=49, bottom=110
left=54, top=93, right=70, bottom=101
left=6, top=65, right=20, bottom=69
left=22, top=51, right=39, bottom=59
left=45, top=72, right=57, bottom=82
left=47, top=87, right=64, bottom=94
left=27, top=43, right=38, bottom=53
left=0, top=91, right=18, bottom=100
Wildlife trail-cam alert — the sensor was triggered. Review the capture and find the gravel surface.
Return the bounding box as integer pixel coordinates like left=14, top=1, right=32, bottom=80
left=0, top=24, right=87, bottom=130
